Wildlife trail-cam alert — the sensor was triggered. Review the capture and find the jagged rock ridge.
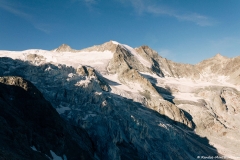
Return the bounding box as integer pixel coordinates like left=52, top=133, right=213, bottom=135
left=0, top=40, right=239, bottom=159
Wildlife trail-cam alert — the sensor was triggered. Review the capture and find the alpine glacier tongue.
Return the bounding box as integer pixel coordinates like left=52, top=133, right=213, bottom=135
left=0, top=40, right=239, bottom=159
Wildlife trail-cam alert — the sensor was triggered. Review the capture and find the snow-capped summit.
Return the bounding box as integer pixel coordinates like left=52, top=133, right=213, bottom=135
left=110, top=40, right=120, bottom=45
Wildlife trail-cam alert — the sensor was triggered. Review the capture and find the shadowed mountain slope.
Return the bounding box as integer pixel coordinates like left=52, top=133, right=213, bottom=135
left=0, top=76, right=94, bottom=160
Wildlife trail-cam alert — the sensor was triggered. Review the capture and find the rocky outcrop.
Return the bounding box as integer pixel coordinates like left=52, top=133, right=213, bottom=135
left=196, top=53, right=229, bottom=74
left=80, top=41, right=118, bottom=53
left=26, top=54, right=47, bottom=64
left=107, top=44, right=151, bottom=74
left=135, top=46, right=165, bottom=77
left=135, top=46, right=240, bottom=85
left=0, top=76, right=94, bottom=160
left=106, top=44, right=193, bottom=128
left=175, top=85, right=240, bottom=157
left=135, top=46, right=200, bottom=78
left=221, top=87, right=240, bottom=114
left=196, top=54, right=240, bottom=84
left=76, top=65, right=110, bottom=92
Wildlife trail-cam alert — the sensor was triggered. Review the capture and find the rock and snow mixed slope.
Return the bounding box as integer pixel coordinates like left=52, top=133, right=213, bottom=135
left=0, top=40, right=239, bottom=159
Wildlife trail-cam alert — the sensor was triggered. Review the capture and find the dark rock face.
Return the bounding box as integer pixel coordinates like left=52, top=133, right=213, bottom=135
left=0, top=76, right=94, bottom=160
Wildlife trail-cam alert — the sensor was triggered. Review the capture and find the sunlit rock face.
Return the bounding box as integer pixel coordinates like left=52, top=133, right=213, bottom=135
left=1, top=40, right=239, bottom=159
left=52, top=44, right=76, bottom=52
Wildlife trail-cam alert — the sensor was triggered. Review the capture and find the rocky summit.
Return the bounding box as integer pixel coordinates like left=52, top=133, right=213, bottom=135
left=0, top=40, right=239, bottom=159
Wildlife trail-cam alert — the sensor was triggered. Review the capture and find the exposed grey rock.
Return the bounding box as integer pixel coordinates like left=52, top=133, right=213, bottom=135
left=221, top=87, right=240, bottom=114
left=80, top=41, right=118, bottom=53
left=106, top=43, right=193, bottom=128
left=26, top=54, right=46, bottom=64
left=76, top=65, right=110, bottom=92
left=177, top=85, right=240, bottom=157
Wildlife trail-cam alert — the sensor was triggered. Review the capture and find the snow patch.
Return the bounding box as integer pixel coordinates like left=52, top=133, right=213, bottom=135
left=31, top=146, right=38, bottom=151
left=104, top=74, right=143, bottom=92
left=173, top=92, right=201, bottom=102
left=82, top=114, right=97, bottom=120
left=111, top=41, right=120, bottom=45
left=158, top=123, right=169, bottom=130
left=56, top=107, right=71, bottom=114
left=31, top=146, right=63, bottom=160
left=0, top=49, right=113, bottom=71
left=75, top=78, right=91, bottom=88
left=50, top=150, right=66, bottom=160
left=122, top=44, right=152, bottom=68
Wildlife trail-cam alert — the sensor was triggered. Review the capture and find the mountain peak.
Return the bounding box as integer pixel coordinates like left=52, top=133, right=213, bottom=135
left=80, top=40, right=119, bottom=53
left=211, top=53, right=228, bottom=61
left=135, top=45, right=159, bottom=58
left=53, top=44, right=75, bottom=52
left=110, top=40, right=120, bottom=45
left=59, top=43, right=70, bottom=47
left=213, top=53, right=228, bottom=59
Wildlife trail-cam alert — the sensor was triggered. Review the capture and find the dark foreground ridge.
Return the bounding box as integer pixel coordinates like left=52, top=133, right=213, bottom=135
left=0, top=76, right=94, bottom=160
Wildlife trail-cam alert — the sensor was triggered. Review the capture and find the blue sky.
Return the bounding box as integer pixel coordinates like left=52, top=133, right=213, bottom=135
left=1, top=0, right=240, bottom=64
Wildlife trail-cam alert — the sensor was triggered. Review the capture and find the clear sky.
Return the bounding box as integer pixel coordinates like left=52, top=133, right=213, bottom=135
left=1, top=0, right=240, bottom=64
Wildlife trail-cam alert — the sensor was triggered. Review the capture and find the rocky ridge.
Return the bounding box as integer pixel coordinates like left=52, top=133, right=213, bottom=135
left=82, top=41, right=193, bottom=128
left=0, top=40, right=239, bottom=159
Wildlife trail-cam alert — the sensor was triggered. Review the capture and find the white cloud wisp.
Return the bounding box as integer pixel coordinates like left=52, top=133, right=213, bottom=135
left=120, top=0, right=216, bottom=26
